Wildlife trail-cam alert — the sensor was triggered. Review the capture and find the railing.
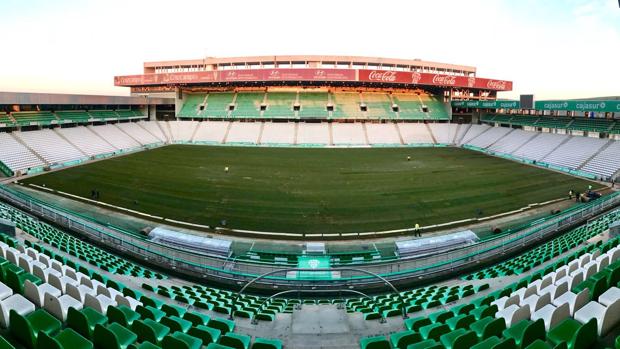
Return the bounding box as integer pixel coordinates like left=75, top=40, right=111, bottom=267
left=0, top=161, right=14, bottom=177
left=0, top=183, right=618, bottom=290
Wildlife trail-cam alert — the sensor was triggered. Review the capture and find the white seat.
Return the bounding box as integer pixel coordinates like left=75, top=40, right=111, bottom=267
left=115, top=295, right=142, bottom=311
left=25, top=248, right=38, bottom=260
left=574, top=299, right=620, bottom=336
left=50, top=259, right=64, bottom=273
left=5, top=248, right=19, bottom=265
left=598, top=287, right=620, bottom=307
left=521, top=293, right=551, bottom=312
left=0, top=294, right=35, bottom=328
left=89, top=279, right=105, bottom=291
left=610, top=248, right=620, bottom=263
left=579, top=253, right=592, bottom=267
left=496, top=304, right=531, bottom=327
left=568, top=272, right=584, bottom=291
left=538, top=276, right=553, bottom=292
left=23, top=280, right=61, bottom=307
left=73, top=272, right=90, bottom=286
left=582, top=261, right=598, bottom=280
left=539, top=281, right=568, bottom=301
left=554, top=266, right=568, bottom=283
left=63, top=267, right=78, bottom=281
left=568, top=260, right=579, bottom=274
left=33, top=264, right=62, bottom=283
left=44, top=293, right=83, bottom=321
left=595, top=255, right=610, bottom=272
left=84, top=294, right=116, bottom=315
left=17, top=255, right=34, bottom=272
left=513, top=285, right=538, bottom=301
left=49, top=274, right=79, bottom=293
left=552, top=289, right=589, bottom=315
left=66, top=284, right=96, bottom=304
left=492, top=294, right=520, bottom=311
left=531, top=303, right=570, bottom=331
left=0, top=282, right=13, bottom=301
left=97, top=286, right=123, bottom=300
left=37, top=254, right=51, bottom=268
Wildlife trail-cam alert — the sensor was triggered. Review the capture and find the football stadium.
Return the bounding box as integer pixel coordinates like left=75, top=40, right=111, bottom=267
left=1, top=2, right=620, bottom=349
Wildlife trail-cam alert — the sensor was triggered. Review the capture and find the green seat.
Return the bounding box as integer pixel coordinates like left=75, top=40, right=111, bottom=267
left=419, top=323, right=450, bottom=341
left=524, top=339, right=551, bottom=349
left=108, top=305, right=141, bottom=327
left=390, top=330, right=422, bottom=349
left=440, top=329, right=478, bottom=349
left=446, top=314, right=475, bottom=330
left=471, top=305, right=498, bottom=320
left=130, top=342, right=160, bottom=349
left=360, top=335, right=390, bottom=349
left=162, top=304, right=187, bottom=317
left=132, top=319, right=170, bottom=345
left=471, top=317, right=506, bottom=340
left=161, top=332, right=202, bottom=349
left=206, top=343, right=236, bottom=349
left=502, top=319, right=545, bottom=349
left=37, top=328, right=93, bottom=349
left=405, top=317, right=432, bottom=331
left=251, top=338, right=282, bottom=349
left=208, top=317, right=235, bottom=334
left=161, top=315, right=193, bottom=333
left=67, top=307, right=108, bottom=340
left=10, top=309, right=62, bottom=349
left=136, top=305, right=166, bottom=321
left=405, top=339, right=442, bottom=349
left=6, top=271, right=41, bottom=294
left=451, top=304, right=474, bottom=316
left=0, top=336, right=15, bottom=349
left=187, top=324, right=221, bottom=345
left=547, top=318, right=597, bottom=349
left=93, top=322, right=138, bottom=349
left=140, top=296, right=165, bottom=309
left=477, top=336, right=518, bottom=349
left=183, top=311, right=211, bottom=326
left=220, top=332, right=251, bottom=349
left=429, top=310, right=453, bottom=323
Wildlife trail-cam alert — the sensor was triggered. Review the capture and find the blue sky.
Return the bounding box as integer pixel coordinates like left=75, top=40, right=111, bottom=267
left=0, top=0, right=618, bottom=99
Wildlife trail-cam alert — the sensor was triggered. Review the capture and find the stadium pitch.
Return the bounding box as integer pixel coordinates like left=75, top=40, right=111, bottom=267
left=21, top=145, right=599, bottom=234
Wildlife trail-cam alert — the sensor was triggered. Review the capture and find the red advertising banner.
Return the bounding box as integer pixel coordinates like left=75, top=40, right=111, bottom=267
left=357, top=70, right=512, bottom=91
left=115, top=68, right=512, bottom=91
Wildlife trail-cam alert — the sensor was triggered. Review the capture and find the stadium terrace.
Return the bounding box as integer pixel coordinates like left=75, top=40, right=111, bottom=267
left=0, top=54, right=619, bottom=349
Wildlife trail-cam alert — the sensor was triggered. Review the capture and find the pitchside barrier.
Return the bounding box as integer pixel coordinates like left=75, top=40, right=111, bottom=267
left=0, top=183, right=619, bottom=291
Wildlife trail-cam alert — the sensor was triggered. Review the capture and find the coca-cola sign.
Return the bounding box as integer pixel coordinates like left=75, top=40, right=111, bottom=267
left=486, top=80, right=507, bottom=90
left=368, top=71, right=397, bottom=82
left=432, top=75, right=457, bottom=86
left=411, top=72, right=422, bottom=84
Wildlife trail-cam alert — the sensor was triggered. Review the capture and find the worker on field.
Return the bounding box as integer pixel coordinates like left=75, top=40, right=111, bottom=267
left=414, top=223, right=421, bottom=237
left=568, top=189, right=573, bottom=200
left=588, top=184, right=592, bottom=191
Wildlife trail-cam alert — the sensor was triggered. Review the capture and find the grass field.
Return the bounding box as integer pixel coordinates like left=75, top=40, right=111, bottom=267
left=21, top=145, right=598, bottom=234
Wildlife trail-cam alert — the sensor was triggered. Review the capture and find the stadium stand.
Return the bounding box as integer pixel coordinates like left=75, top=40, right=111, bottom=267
left=393, top=93, right=427, bottom=120
left=362, top=93, right=394, bottom=119
left=260, top=122, right=296, bottom=145
left=55, top=111, right=91, bottom=123
left=486, top=129, right=539, bottom=155
left=136, top=121, right=166, bottom=142
left=168, top=120, right=198, bottom=143
left=511, top=133, right=568, bottom=162
left=203, top=93, right=234, bottom=118
left=11, top=111, right=57, bottom=126
left=89, top=125, right=141, bottom=150
left=14, top=130, right=86, bottom=165
left=398, top=123, right=435, bottom=144
left=225, top=121, right=262, bottom=144
left=230, top=92, right=264, bottom=119
left=365, top=123, right=402, bottom=145
left=56, top=127, right=117, bottom=157
left=422, top=94, right=450, bottom=120
left=297, top=92, right=329, bottom=119
left=192, top=121, right=229, bottom=144
left=0, top=112, right=15, bottom=127
left=115, top=123, right=162, bottom=146
left=296, top=122, right=330, bottom=145
left=178, top=94, right=206, bottom=118
left=88, top=110, right=119, bottom=120
left=541, top=137, right=609, bottom=170
left=458, top=124, right=491, bottom=145
left=262, top=92, right=295, bottom=119
left=465, top=126, right=513, bottom=149
left=581, top=141, right=620, bottom=179
left=0, top=133, right=45, bottom=172
left=331, top=123, right=366, bottom=145
left=331, top=92, right=361, bottom=119
left=427, top=123, right=457, bottom=145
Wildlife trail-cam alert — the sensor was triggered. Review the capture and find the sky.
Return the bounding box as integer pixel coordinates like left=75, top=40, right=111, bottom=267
left=0, top=0, right=618, bottom=100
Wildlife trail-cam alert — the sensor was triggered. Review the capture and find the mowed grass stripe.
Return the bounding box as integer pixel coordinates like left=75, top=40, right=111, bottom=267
left=22, top=145, right=597, bottom=234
